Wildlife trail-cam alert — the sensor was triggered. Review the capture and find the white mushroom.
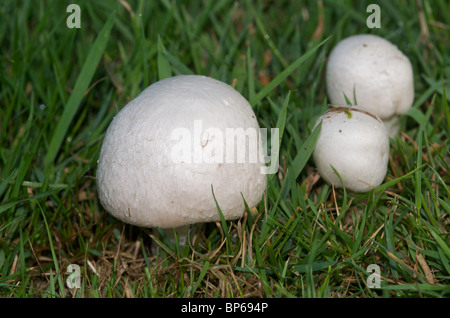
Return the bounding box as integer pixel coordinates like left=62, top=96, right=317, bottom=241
left=326, top=34, right=414, bottom=137
left=96, top=75, right=266, bottom=251
left=313, top=106, right=390, bottom=193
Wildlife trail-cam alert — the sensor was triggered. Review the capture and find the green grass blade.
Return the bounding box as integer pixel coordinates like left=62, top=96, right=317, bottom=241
left=191, top=261, right=210, bottom=297
left=38, top=201, right=65, bottom=297
left=278, top=121, right=322, bottom=200
left=443, top=80, right=450, bottom=132
left=266, top=92, right=290, bottom=179
left=249, top=36, right=330, bottom=106
left=157, top=35, right=172, bottom=80
left=140, top=15, right=149, bottom=88
left=425, top=222, right=450, bottom=260
left=211, top=185, right=231, bottom=256
left=274, top=91, right=290, bottom=151
left=246, top=45, right=255, bottom=102
left=44, top=10, right=116, bottom=171
left=266, top=121, right=321, bottom=241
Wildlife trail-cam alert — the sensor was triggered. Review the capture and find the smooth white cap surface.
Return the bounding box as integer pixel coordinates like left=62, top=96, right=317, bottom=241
left=326, top=34, right=414, bottom=135
left=313, top=106, right=390, bottom=193
left=96, top=75, right=266, bottom=229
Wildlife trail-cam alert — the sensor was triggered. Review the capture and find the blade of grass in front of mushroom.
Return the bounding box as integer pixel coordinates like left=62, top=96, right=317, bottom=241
left=343, top=92, right=353, bottom=106
left=352, top=84, right=358, bottom=106
left=44, top=9, right=116, bottom=172
left=147, top=227, right=177, bottom=259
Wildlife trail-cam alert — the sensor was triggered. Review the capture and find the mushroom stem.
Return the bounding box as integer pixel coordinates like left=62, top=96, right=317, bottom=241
left=382, top=115, right=401, bottom=138
left=151, top=225, right=190, bottom=255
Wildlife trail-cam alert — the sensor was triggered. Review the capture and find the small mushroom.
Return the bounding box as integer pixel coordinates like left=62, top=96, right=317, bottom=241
left=96, top=75, right=266, bottom=252
left=312, top=106, right=390, bottom=193
left=326, top=34, right=414, bottom=137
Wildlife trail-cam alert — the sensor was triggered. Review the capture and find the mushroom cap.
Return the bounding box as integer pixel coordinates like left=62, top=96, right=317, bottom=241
left=96, top=75, right=266, bottom=229
left=313, top=106, right=390, bottom=193
left=326, top=34, right=414, bottom=122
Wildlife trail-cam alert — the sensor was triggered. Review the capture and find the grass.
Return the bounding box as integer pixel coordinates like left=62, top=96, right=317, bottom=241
left=0, top=0, right=449, bottom=298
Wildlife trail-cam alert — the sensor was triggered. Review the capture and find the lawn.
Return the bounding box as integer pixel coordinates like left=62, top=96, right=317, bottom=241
left=0, top=0, right=449, bottom=298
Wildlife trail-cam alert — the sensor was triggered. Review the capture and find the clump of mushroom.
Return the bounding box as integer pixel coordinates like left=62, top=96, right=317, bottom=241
left=313, top=106, right=390, bottom=193
left=96, top=75, right=267, bottom=252
left=326, top=34, right=414, bottom=137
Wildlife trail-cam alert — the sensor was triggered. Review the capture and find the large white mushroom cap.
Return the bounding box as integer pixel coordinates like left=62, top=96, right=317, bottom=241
left=326, top=34, right=414, bottom=136
left=313, top=106, right=390, bottom=193
left=96, top=75, right=266, bottom=229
